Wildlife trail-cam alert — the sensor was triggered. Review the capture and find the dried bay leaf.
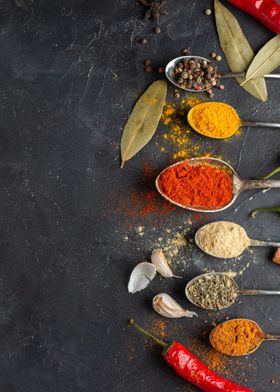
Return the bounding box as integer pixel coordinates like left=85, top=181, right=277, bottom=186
left=214, top=0, right=267, bottom=102
left=241, top=35, right=280, bottom=86
left=120, top=80, right=167, bottom=168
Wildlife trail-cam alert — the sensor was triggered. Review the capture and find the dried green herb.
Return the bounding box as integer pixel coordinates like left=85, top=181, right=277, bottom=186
left=241, top=35, right=280, bottom=86
left=251, top=207, right=280, bottom=218
left=120, top=80, right=167, bottom=168
left=187, top=274, right=237, bottom=310
left=214, top=0, right=267, bottom=102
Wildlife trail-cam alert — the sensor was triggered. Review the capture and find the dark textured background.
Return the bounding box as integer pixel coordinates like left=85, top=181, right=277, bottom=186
left=0, top=0, right=280, bottom=391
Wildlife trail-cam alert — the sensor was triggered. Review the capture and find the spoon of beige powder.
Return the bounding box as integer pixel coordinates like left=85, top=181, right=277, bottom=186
left=195, top=221, right=280, bottom=259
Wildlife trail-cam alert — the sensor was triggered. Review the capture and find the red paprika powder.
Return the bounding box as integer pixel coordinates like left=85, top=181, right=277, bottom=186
left=158, top=162, right=233, bottom=209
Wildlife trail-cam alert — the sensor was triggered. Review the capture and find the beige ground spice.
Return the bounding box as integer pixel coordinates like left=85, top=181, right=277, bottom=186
left=196, top=221, right=251, bottom=258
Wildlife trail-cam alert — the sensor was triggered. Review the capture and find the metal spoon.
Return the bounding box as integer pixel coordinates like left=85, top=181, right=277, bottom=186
left=210, top=318, right=280, bottom=356
left=195, top=221, right=280, bottom=258
left=185, top=272, right=280, bottom=310
left=187, top=102, right=280, bottom=139
left=165, top=55, right=280, bottom=93
left=155, top=157, right=280, bottom=213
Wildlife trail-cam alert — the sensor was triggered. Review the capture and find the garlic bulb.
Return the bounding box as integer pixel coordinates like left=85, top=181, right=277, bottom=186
left=128, top=262, right=156, bottom=294
left=152, top=293, right=198, bottom=318
left=151, top=249, right=181, bottom=278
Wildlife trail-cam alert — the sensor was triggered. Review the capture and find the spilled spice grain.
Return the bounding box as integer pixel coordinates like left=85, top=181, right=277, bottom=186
left=160, top=96, right=224, bottom=161
left=150, top=318, right=167, bottom=339
left=109, top=160, right=175, bottom=227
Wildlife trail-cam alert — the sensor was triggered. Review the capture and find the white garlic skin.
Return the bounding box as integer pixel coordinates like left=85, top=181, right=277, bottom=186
left=151, top=249, right=180, bottom=278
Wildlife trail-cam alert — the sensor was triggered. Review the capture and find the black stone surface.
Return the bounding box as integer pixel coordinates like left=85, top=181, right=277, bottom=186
left=0, top=1, right=280, bottom=391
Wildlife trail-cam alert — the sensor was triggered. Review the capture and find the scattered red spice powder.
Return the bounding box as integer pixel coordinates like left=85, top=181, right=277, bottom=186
left=158, top=162, right=233, bottom=209
left=108, top=161, right=176, bottom=226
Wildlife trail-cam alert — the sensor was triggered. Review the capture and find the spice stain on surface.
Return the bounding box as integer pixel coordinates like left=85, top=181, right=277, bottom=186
left=110, top=161, right=175, bottom=227
left=160, top=96, right=226, bottom=160
left=185, top=331, right=254, bottom=380
left=160, top=96, right=203, bottom=160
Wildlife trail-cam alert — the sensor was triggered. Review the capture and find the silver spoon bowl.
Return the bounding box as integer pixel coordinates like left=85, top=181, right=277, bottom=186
left=155, top=157, right=280, bottom=213
left=185, top=272, right=280, bottom=310
left=165, top=55, right=280, bottom=92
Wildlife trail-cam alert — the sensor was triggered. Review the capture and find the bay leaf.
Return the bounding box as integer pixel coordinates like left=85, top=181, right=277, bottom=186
left=120, top=80, right=167, bottom=168
left=241, top=35, right=280, bottom=86
left=214, top=0, right=267, bottom=102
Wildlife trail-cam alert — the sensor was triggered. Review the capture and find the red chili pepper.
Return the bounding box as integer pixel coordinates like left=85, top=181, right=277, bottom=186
left=129, top=319, right=254, bottom=392
left=226, top=0, right=280, bottom=34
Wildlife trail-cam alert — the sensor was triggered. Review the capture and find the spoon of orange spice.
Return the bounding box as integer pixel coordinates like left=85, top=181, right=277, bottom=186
left=187, top=102, right=280, bottom=139
left=210, top=318, right=280, bottom=356
left=155, top=157, right=280, bottom=213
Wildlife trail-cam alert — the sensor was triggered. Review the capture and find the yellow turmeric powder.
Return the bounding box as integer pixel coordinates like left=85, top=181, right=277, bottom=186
left=210, top=319, right=263, bottom=356
left=188, top=102, right=241, bottom=139
left=161, top=96, right=203, bottom=159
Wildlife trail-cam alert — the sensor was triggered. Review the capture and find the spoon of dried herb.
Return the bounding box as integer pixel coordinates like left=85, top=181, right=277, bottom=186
left=185, top=272, right=280, bottom=310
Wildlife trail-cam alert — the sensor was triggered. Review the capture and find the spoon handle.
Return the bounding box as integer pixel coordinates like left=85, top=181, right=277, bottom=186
left=250, top=239, right=280, bottom=247
left=242, top=121, right=280, bottom=128
left=264, top=333, right=280, bottom=341
left=220, top=72, right=280, bottom=79
left=238, top=179, right=280, bottom=192
left=238, top=289, right=280, bottom=295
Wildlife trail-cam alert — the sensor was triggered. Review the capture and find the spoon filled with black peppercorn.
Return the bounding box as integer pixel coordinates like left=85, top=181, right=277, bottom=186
left=165, top=56, right=280, bottom=95
left=185, top=272, right=280, bottom=310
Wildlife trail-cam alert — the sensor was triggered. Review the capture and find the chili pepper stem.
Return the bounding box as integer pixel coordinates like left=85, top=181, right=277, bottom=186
left=129, top=319, right=168, bottom=348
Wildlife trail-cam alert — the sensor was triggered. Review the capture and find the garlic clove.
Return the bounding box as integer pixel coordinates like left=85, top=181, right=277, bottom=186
left=152, top=293, right=198, bottom=318
left=128, top=262, right=156, bottom=294
left=151, top=249, right=181, bottom=278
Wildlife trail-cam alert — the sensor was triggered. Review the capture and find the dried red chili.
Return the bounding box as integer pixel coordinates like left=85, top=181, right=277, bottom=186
left=226, top=0, right=280, bottom=34
left=158, top=162, right=233, bottom=209
left=129, top=320, right=254, bottom=392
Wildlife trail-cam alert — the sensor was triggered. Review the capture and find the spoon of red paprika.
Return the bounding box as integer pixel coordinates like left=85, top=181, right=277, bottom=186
left=210, top=318, right=280, bottom=356
left=129, top=319, right=254, bottom=391
left=155, top=157, right=280, bottom=213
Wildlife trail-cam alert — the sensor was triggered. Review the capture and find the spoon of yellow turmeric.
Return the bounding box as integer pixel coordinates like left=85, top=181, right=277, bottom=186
left=187, top=102, right=280, bottom=139
left=210, top=318, right=280, bottom=356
